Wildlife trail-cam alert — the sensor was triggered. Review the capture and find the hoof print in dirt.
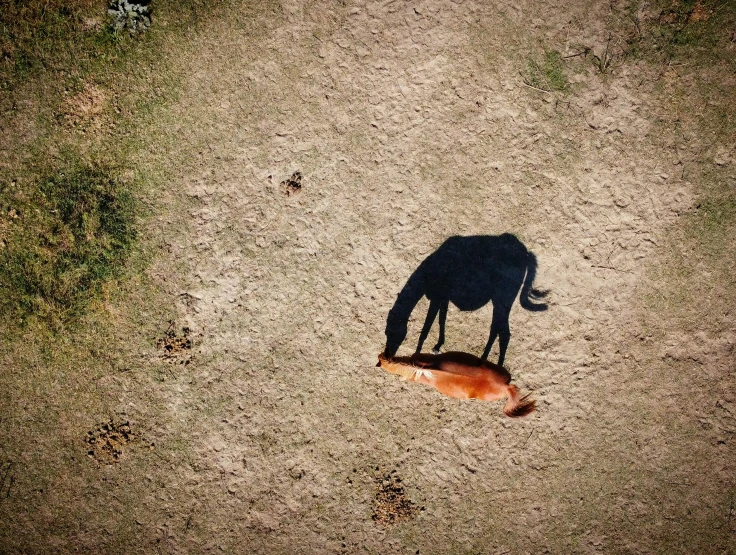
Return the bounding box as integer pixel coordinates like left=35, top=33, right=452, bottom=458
left=0, top=461, right=15, bottom=498
left=108, top=0, right=152, bottom=35
left=85, top=419, right=136, bottom=466
left=157, top=321, right=193, bottom=365
left=282, top=171, right=302, bottom=196
left=372, top=471, right=417, bottom=526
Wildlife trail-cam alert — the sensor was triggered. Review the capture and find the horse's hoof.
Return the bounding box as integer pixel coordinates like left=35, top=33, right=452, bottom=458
left=432, top=348, right=440, bottom=355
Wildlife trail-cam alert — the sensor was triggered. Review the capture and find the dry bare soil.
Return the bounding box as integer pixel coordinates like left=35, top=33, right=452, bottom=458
left=1, top=0, right=735, bottom=553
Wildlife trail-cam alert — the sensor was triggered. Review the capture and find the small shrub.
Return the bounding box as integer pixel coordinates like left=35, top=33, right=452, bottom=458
left=108, top=0, right=152, bottom=35
left=592, top=35, right=615, bottom=74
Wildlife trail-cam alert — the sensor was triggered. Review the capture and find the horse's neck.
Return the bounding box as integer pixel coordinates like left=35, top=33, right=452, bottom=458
left=380, top=358, right=419, bottom=380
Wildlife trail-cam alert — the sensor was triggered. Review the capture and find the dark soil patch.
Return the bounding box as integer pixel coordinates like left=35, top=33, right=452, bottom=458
left=157, top=320, right=192, bottom=364
left=85, top=419, right=136, bottom=466
left=372, top=471, right=417, bottom=527
left=281, top=171, right=302, bottom=196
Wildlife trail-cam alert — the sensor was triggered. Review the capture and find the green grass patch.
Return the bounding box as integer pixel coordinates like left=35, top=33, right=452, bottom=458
left=0, top=0, right=230, bottom=93
left=1, top=1, right=109, bottom=92
left=627, top=0, right=736, bottom=66
left=0, top=0, right=249, bottom=332
left=525, top=49, right=569, bottom=92
left=642, top=164, right=736, bottom=334
left=0, top=159, right=136, bottom=327
left=692, top=190, right=736, bottom=242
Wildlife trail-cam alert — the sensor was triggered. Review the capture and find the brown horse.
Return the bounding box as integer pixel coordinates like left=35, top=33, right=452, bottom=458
left=377, top=351, right=536, bottom=417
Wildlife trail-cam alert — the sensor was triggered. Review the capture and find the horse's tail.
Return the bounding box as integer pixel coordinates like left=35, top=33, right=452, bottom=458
left=519, top=252, right=548, bottom=312
left=503, top=384, right=536, bottom=418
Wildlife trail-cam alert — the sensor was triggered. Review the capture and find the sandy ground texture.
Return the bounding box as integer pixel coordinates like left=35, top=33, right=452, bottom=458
left=1, top=0, right=735, bottom=553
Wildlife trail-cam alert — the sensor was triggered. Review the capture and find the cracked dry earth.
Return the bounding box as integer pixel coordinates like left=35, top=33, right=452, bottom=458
left=3, top=0, right=735, bottom=553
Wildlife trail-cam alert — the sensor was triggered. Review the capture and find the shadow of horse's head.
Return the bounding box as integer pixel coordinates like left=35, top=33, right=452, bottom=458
left=384, top=317, right=407, bottom=358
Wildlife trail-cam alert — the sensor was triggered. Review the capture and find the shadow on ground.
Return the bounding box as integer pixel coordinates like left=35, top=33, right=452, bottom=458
left=384, top=234, right=549, bottom=366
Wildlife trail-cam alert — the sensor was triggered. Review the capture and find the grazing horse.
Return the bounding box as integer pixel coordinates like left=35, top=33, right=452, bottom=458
left=377, top=351, right=536, bottom=417
left=384, top=234, right=547, bottom=366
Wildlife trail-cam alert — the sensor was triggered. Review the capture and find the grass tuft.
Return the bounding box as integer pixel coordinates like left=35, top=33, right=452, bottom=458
left=525, top=49, right=569, bottom=92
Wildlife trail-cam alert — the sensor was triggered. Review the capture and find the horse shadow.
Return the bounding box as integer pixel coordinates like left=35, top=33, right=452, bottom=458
left=383, top=234, right=548, bottom=367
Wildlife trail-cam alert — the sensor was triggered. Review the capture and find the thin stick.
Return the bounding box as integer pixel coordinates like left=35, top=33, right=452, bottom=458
left=591, top=264, right=633, bottom=274
left=520, top=81, right=552, bottom=94
left=523, top=428, right=534, bottom=447
left=564, top=49, right=590, bottom=59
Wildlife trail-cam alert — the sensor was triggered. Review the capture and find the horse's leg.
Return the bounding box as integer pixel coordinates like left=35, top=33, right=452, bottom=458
left=432, top=300, right=448, bottom=354
left=483, top=303, right=511, bottom=365
left=416, top=299, right=440, bottom=353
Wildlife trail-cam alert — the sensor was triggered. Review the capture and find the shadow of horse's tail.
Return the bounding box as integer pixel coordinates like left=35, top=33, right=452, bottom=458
left=503, top=385, right=537, bottom=417
left=519, top=252, right=548, bottom=312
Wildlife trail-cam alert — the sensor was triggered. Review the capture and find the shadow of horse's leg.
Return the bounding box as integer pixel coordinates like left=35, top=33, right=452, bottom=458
left=432, top=301, right=448, bottom=354
left=483, top=303, right=511, bottom=365
left=481, top=331, right=496, bottom=361
left=497, top=328, right=511, bottom=367
left=417, top=299, right=440, bottom=353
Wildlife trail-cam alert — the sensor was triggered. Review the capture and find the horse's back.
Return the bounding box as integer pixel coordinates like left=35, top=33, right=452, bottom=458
left=426, top=367, right=509, bottom=401
left=413, top=351, right=512, bottom=383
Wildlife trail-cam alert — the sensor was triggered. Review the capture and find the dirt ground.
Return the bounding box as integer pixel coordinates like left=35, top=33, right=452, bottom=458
left=1, top=0, right=735, bottom=553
